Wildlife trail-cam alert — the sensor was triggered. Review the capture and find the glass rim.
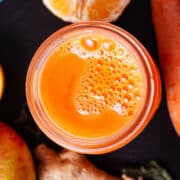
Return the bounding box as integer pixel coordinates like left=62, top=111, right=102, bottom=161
left=26, top=21, right=161, bottom=154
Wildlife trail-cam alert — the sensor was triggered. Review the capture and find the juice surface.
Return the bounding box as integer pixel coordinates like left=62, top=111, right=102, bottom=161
left=39, top=34, right=146, bottom=138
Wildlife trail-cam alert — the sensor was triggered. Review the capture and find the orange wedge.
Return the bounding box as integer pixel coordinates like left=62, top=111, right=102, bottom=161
left=0, top=65, right=5, bottom=100
left=43, top=0, right=131, bottom=22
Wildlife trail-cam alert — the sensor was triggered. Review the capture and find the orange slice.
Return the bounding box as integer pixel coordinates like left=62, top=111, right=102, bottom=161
left=83, top=0, right=131, bottom=22
left=43, top=0, right=130, bottom=23
left=43, top=0, right=79, bottom=22
left=0, top=65, right=5, bottom=100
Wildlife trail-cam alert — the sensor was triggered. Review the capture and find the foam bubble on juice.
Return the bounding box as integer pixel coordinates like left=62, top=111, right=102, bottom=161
left=55, top=34, right=144, bottom=118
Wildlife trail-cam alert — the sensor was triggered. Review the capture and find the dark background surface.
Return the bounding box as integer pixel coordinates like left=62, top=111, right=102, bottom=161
left=0, top=0, right=180, bottom=179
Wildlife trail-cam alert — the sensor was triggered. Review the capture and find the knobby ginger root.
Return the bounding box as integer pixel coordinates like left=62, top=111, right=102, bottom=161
left=35, top=144, right=122, bottom=180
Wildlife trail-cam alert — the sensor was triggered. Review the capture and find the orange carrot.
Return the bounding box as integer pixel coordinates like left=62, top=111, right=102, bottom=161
left=151, top=0, right=180, bottom=135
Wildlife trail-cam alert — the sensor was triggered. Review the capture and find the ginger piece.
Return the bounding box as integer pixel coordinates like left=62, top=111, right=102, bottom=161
left=35, top=144, right=121, bottom=180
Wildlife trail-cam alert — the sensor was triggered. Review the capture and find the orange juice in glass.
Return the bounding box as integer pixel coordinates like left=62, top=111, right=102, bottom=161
left=26, top=22, right=161, bottom=154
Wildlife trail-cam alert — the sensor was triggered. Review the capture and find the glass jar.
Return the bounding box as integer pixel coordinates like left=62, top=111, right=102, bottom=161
left=26, top=22, right=161, bottom=154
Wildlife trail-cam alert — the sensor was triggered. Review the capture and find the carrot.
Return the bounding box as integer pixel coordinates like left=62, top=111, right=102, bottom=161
left=151, top=0, right=180, bottom=135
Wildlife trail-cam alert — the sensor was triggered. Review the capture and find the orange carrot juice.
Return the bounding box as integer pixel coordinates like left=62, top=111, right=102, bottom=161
left=26, top=22, right=161, bottom=154
left=40, top=34, right=145, bottom=138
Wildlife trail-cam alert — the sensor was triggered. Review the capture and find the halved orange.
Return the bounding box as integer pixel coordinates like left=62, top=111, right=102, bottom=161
left=0, top=65, right=5, bottom=100
left=43, top=0, right=131, bottom=23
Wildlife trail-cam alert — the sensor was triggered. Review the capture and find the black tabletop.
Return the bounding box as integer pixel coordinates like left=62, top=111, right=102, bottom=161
left=0, top=0, right=180, bottom=179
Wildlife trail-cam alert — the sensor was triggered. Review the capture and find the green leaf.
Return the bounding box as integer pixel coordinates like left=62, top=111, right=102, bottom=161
left=121, top=161, right=172, bottom=180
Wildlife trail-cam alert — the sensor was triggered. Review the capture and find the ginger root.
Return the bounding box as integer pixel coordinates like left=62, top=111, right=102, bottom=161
left=35, top=144, right=121, bottom=180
